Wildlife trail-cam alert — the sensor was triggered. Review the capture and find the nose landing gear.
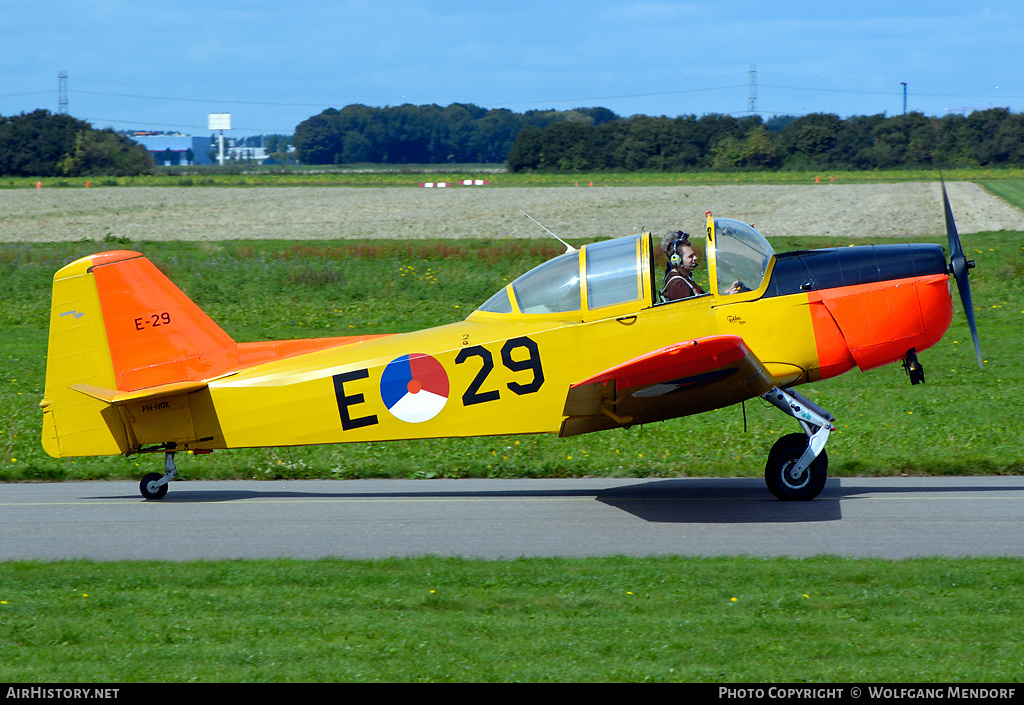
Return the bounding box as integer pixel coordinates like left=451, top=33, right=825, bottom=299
left=762, top=387, right=835, bottom=501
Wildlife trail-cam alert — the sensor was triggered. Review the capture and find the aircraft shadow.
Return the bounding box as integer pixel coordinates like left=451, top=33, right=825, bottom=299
left=596, top=477, right=1024, bottom=523
left=596, top=479, right=842, bottom=523
left=89, top=477, right=1024, bottom=525
left=97, top=479, right=833, bottom=524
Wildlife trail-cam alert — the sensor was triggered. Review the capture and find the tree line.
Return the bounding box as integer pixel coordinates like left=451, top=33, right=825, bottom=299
left=506, top=109, right=1024, bottom=172
left=4, top=104, right=1024, bottom=176
left=292, top=103, right=618, bottom=165
left=294, top=104, right=1024, bottom=171
left=0, top=110, right=153, bottom=177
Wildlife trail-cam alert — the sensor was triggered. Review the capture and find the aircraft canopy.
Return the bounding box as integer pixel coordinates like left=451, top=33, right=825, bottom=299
left=474, top=218, right=777, bottom=317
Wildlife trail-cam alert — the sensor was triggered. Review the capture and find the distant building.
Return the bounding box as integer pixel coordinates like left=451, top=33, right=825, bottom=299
left=227, top=146, right=268, bottom=163
left=192, top=137, right=215, bottom=165
left=129, top=133, right=215, bottom=166
left=128, top=132, right=285, bottom=166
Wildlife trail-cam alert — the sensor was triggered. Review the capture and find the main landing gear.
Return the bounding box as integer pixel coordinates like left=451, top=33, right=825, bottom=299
left=139, top=452, right=178, bottom=500
left=761, top=387, right=835, bottom=501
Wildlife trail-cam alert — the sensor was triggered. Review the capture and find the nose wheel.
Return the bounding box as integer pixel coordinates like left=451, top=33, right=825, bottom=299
left=765, top=433, right=829, bottom=501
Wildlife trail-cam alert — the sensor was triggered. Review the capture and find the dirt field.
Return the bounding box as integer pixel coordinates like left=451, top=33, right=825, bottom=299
left=1, top=181, right=1022, bottom=243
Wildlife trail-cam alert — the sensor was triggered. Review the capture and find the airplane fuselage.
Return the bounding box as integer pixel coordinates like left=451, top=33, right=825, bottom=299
left=127, top=244, right=953, bottom=452
left=40, top=234, right=953, bottom=459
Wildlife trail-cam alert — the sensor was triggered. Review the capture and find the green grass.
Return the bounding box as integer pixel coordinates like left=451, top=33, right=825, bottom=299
left=3, top=228, right=1022, bottom=483
left=981, top=180, right=1024, bottom=209
left=1, top=556, right=1022, bottom=682
left=5, top=166, right=1024, bottom=189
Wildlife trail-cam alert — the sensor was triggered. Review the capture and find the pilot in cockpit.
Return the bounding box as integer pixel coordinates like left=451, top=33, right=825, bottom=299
left=659, top=230, right=705, bottom=301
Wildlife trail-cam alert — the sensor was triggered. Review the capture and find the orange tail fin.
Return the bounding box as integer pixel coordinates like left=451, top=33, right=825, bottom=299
left=89, top=251, right=238, bottom=390
left=41, top=251, right=390, bottom=458
left=40, top=251, right=238, bottom=457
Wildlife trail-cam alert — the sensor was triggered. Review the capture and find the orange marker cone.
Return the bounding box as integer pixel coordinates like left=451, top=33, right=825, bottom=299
left=815, top=176, right=820, bottom=184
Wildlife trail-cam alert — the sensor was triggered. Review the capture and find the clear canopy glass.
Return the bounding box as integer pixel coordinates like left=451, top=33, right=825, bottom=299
left=712, top=218, right=774, bottom=295
left=475, top=221, right=776, bottom=315
left=584, top=237, right=640, bottom=309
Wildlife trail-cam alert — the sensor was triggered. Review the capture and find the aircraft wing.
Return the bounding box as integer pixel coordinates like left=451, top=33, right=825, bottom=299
left=560, top=335, right=775, bottom=437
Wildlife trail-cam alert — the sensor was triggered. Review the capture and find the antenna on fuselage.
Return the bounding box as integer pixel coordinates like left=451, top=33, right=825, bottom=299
left=519, top=210, right=577, bottom=253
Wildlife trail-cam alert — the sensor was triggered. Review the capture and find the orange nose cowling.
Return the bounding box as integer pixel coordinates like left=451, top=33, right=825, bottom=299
left=810, top=274, right=953, bottom=376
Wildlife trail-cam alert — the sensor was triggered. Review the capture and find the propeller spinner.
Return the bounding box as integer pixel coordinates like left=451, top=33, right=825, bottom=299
left=941, top=180, right=983, bottom=370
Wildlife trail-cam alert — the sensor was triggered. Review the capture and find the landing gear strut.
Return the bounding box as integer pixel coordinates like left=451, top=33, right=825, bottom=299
left=762, top=387, right=835, bottom=501
left=139, top=452, right=178, bottom=500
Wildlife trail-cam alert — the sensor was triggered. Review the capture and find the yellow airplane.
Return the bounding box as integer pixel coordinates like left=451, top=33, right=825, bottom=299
left=40, top=184, right=980, bottom=501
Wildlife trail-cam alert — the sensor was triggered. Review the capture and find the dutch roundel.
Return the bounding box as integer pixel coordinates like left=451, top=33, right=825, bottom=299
left=380, top=353, right=450, bottom=423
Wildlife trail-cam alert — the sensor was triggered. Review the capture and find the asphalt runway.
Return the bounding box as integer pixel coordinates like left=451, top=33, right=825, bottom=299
left=3, top=476, right=1024, bottom=562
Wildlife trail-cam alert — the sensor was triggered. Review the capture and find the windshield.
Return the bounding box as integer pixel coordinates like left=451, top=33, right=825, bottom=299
left=713, top=218, right=774, bottom=294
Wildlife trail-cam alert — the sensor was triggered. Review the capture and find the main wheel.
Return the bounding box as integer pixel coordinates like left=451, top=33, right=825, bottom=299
left=764, top=433, right=828, bottom=501
left=140, top=473, right=168, bottom=500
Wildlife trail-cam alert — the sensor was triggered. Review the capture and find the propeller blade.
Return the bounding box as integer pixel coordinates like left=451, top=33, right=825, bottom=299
left=941, top=181, right=983, bottom=370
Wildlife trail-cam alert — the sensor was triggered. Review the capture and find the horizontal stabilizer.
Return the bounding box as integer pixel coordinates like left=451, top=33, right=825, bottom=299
left=69, top=379, right=211, bottom=405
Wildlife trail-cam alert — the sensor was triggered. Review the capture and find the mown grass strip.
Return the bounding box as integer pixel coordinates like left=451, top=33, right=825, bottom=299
left=4, top=166, right=1024, bottom=189
left=980, top=180, right=1024, bottom=210
left=1, top=556, right=1021, bottom=682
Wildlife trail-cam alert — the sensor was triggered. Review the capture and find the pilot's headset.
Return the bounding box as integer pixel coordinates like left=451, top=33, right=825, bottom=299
left=666, top=230, right=691, bottom=268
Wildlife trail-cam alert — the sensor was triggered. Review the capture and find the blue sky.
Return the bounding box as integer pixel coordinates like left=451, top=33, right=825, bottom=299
left=3, top=1, right=1022, bottom=137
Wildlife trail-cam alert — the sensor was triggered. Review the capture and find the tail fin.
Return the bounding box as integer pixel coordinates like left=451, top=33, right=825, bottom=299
left=40, top=251, right=238, bottom=457
left=41, top=251, right=387, bottom=458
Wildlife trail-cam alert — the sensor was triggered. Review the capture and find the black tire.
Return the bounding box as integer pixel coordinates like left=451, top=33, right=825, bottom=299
left=764, top=433, right=828, bottom=501
left=140, top=473, right=168, bottom=500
